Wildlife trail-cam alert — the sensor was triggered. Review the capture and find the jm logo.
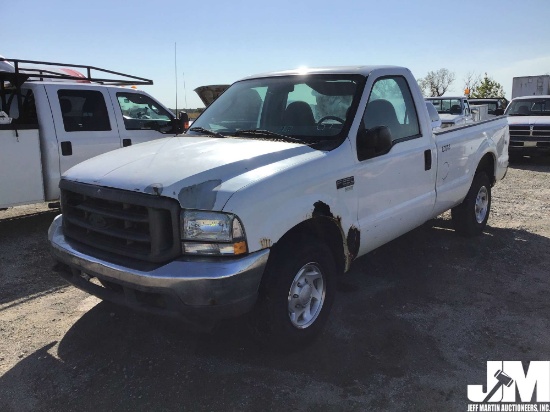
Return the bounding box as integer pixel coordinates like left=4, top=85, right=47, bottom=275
left=468, top=361, right=550, bottom=402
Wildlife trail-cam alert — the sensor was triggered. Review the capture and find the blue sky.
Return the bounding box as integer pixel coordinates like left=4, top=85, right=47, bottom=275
left=3, top=0, right=550, bottom=109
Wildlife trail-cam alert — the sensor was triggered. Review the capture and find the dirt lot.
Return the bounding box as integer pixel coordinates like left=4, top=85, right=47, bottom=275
left=1, top=157, right=549, bottom=411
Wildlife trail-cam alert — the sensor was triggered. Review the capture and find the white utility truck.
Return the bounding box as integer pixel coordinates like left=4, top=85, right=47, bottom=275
left=49, top=66, right=509, bottom=346
left=0, top=58, right=186, bottom=209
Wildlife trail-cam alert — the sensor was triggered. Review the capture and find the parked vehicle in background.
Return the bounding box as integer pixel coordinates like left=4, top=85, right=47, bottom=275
left=0, top=58, right=186, bottom=209
left=425, top=96, right=473, bottom=128
left=512, top=75, right=550, bottom=99
left=425, top=101, right=442, bottom=130
left=469, top=104, right=489, bottom=122
left=194, top=84, right=230, bottom=106
left=468, top=98, right=508, bottom=116
left=505, top=95, right=550, bottom=157
left=49, top=65, right=508, bottom=347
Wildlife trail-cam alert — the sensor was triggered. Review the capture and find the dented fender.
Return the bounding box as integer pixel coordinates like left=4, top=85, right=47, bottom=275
left=221, top=141, right=360, bottom=272
left=313, top=200, right=360, bottom=271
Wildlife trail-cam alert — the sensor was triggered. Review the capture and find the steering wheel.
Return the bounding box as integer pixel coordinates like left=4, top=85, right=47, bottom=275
left=317, top=116, right=345, bottom=124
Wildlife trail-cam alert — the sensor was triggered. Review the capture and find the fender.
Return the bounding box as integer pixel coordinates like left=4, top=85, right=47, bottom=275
left=222, top=143, right=359, bottom=269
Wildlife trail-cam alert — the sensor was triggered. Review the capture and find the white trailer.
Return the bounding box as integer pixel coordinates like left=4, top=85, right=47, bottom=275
left=512, top=75, right=550, bottom=99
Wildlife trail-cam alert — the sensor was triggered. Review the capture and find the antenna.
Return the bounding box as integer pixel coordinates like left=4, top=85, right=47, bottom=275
left=183, top=71, right=188, bottom=109
left=174, top=42, right=178, bottom=116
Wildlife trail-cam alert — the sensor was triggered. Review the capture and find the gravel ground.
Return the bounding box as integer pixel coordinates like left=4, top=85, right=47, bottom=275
left=0, top=157, right=549, bottom=411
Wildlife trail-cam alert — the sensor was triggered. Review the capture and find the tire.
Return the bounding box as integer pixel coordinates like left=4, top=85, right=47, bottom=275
left=252, top=239, right=336, bottom=349
left=451, top=171, right=491, bottom=236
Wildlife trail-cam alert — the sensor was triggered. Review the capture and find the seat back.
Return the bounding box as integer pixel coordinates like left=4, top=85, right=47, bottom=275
left=517, top=105, right=530, bottom=115
left=283, top=101, right=316, bottom=127
left=81, top=95, right=110, bottom=131
left=363, top=99, right=401, bottom=139
left=449, top=104, right=462, bottom=115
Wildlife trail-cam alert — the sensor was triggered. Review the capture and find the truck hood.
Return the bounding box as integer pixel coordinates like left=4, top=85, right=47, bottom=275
left=507, top=116, right=550, bottom=126
left=194, top=85, right=230, bottom=106
left=62, top=135, right=324, bottom=210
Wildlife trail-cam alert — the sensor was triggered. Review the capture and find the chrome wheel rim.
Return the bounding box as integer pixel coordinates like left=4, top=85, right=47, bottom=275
left=287, top=262, right=326, bottom=329
left=475, top=186, right=489, bottom=223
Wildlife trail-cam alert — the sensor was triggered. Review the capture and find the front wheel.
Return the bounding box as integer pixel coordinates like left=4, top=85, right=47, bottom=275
left=252, top=240, right=336, bottom=349
left=451, top=171, right=491, bottom=236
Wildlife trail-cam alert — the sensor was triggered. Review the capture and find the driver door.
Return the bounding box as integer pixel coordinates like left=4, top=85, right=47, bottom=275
left=108, top=89, right=176, bottom=146
left=355, top=75, right=437, bottom=254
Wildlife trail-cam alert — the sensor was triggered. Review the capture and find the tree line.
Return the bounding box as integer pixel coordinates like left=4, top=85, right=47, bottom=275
left=417, top=69, right=505, bottom=98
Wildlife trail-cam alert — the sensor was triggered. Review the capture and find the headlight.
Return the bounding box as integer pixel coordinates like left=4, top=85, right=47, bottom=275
left=180, top=210, right=247, bottom=256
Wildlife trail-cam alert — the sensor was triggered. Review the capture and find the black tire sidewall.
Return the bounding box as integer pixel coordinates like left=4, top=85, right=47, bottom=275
left=255, top=241, right=336, bottom=347
left=453, top=172, right=491, bottom=236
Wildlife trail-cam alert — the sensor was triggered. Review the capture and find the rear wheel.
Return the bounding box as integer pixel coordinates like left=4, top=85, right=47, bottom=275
left=451, top=172, right=491, bottom=236
left=252, top=240, right=336, bottom=349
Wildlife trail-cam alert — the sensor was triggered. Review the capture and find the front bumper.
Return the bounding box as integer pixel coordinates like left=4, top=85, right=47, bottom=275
left=509, top=143, right=550, bottom=156
left=48, top=215, right=269, bottom=320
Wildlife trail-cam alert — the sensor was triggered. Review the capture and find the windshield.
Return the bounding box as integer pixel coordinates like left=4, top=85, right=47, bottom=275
left=506, top=98, right=550, bottom=116
left=187, top=74, right=365, bottom=149
left=426, top=98, right=463, bottom=114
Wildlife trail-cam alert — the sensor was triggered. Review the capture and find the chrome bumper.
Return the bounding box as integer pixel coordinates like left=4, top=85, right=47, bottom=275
left=48, top=215, right=269, bottom=319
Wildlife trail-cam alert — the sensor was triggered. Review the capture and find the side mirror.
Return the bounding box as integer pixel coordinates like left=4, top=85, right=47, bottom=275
left=494, top=108, right=504, bottom=116
left=357, top=125, right=393, bottom=161
left=172, top=111, right=189, bottom=134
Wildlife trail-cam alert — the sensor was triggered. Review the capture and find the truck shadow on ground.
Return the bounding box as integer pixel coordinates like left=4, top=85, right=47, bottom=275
left=2, top=219, right=550, bottom=410
left=508, top=155, right=550, bottom=171
left=0, top=210, right=67, bottom=306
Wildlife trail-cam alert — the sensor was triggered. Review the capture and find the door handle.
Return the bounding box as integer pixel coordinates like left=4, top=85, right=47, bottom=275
left=61, top=141, right=72, bottom=156
left=424, top=149, right=432, bottom=171
left=123, top=139, right=132, bottom=147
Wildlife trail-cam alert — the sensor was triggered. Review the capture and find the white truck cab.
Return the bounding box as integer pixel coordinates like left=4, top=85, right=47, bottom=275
left=0, top=58, right=186, bottom=209
left=425, top=96, right=473, bottom=128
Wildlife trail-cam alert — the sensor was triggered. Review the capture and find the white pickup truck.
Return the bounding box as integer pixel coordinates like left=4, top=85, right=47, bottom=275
left=49, top=65, right=509, bottom=346
left=505, top=95, right=550, bottom=157
left=0, top=58, right=186, bottom=209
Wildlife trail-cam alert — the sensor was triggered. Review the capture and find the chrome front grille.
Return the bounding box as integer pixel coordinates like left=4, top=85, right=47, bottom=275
left=60, top=180, right=181, bottom=263
left=509, top=124, right=550, bottom=147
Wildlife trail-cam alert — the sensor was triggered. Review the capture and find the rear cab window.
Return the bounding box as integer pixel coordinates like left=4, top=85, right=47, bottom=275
left=57, top=90, right=111, bottom=132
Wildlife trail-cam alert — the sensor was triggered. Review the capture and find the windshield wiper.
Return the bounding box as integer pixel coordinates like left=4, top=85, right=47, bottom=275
left=233, top=129, right=309, bottom=145
left=188, top=127, right=226, bottom=138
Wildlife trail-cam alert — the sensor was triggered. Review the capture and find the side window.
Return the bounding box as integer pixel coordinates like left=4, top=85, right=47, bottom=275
left=116, top=92, right=173, bottom=131
left=57, top=90, right=111, bottom=132
left=362, top=76, right=420, bottom=143
left=3, top=89, right=38, bottom=125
